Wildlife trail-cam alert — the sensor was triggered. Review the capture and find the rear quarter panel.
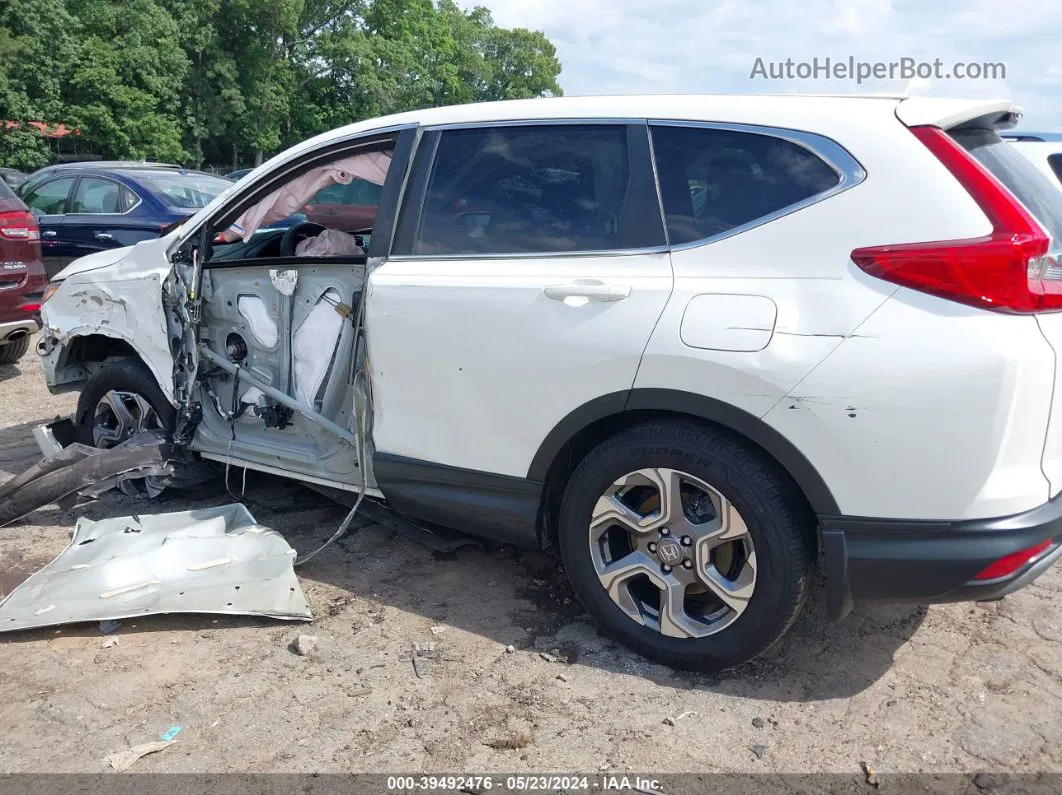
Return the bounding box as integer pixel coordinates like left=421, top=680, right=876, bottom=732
left=637, top=103, right=1053, bottom=520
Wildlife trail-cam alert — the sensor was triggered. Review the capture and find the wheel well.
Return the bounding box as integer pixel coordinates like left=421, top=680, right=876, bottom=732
left=50, top=334, right=140, bottom=391
left=64, top=334, right=137, bottom=365
left=537, top=409, right=820, bottom=555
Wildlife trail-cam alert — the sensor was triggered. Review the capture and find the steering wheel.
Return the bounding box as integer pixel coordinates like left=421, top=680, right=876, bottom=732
left=280, top=221, right=327, bottom=258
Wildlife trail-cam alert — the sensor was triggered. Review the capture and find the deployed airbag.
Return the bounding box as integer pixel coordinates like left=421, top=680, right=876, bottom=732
left=221, top=150, right=392, bottom=242
left=295, top=228, right=364, bottom=258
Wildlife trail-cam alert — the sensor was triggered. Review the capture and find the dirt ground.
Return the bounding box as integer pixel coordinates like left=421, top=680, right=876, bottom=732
left=1, top=346, right=1060, bottom=780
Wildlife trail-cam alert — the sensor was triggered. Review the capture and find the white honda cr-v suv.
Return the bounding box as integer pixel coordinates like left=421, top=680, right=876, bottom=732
left=35, top=94, right=1062, bottom=671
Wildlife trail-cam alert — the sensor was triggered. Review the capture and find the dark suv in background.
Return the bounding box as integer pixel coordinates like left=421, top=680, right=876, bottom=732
left=19, top=164, right=232, bottom=278
left=0, top=178, right=45, bottom=365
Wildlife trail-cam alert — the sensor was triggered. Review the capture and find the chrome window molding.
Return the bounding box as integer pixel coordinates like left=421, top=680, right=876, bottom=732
left=647, top=119, right=867, bottom=253
left=387, top=245, right=671, bottom=262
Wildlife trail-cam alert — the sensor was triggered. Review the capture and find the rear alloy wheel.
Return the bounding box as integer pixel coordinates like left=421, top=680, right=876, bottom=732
left=589, top=467, right=757, bottom=639
left=558, top=420, right=814, bottom=672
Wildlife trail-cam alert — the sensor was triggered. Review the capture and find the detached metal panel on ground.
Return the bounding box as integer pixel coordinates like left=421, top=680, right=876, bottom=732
left=0, top=504, right=312, bottom=632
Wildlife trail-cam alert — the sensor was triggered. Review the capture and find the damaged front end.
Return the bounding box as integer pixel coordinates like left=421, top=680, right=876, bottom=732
left=38, top=240, right=180, bottom=403
left=29, top=234, right=208, bottom=505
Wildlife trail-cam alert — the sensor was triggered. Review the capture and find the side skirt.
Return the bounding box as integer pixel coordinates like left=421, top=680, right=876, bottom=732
left=372, top=453, right=543, bottom=548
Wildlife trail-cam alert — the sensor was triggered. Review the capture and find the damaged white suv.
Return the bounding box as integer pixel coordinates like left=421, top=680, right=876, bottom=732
left=34, top=95, right=1062, bottom=671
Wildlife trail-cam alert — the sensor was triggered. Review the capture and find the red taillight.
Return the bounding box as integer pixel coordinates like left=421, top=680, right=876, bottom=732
left=17, top=302, right=41, bottom=313
left=0, top=210, right=40, bottom=241
left=974, top=539, right=1052, bottom=581
left=851, top=125, right=1058, bottom=313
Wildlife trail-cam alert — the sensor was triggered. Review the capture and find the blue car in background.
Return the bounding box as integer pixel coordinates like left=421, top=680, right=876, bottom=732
left=19, top=164, right=233, bottom=278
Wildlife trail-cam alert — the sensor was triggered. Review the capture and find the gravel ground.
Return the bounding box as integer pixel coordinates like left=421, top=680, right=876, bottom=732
left=0, top=346, right=1060, bottom=780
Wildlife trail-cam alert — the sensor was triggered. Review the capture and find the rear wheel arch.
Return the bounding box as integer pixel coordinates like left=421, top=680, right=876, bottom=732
left=532, top=388, right=838, bottom=549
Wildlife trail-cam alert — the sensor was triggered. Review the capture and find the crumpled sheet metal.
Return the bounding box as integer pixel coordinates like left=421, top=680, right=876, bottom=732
left=0, top=504, right=313, bottom=632
left=0, top=430, right=180, bottom=528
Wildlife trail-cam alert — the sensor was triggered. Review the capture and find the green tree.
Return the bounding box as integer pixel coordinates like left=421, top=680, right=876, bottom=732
left=64, top=0, right=190, bottom=160
left=0, top=0, right=563, bottom=171
left=0, top=0, right=81, bottom=169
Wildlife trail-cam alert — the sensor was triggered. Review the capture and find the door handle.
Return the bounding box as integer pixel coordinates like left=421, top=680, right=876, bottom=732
left=94, top=232, right=113, bottom=242
left=41, top=230, right=57, bottom=238
left=543, top=280, right=632, bottom=303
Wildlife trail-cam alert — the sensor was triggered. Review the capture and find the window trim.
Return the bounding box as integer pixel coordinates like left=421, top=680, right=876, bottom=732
left=648, top=120, right=867, bottom=252
left=23, top=176, right=78, bottom=217
left=389, top=119, right=670, bottom=261
left=68, top=175, right=143, bottom=216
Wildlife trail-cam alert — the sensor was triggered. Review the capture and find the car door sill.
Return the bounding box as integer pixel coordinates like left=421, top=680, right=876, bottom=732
left=372, top=453, right=542, bottom=548
left=198, top=452, right=379, bottom=497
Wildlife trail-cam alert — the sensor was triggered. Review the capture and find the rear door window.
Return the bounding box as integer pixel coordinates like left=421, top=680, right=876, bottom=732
left=650, top=124, right=842, bottom=246
left=70, top=177, right=134, bottom=214
left=411, top=124, right=657, bottom=256
left=951, top=129, right=1062, bottom=245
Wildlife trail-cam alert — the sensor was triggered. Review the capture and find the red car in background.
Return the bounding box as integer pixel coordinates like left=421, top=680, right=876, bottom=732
left=0, top=178, right=45, bottom=365
left=302, top=177, right=381, bottom=231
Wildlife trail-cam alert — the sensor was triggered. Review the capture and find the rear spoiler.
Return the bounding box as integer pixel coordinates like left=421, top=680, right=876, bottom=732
left=896, top=98, right=1022, bottom=131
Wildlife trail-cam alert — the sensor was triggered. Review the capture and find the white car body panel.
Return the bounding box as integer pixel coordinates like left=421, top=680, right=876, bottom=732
left=38, top=92, right=1061, bottom=528
left=41, top=236, right=178, bottom=403
left=366, top=253, right=673, bottom=477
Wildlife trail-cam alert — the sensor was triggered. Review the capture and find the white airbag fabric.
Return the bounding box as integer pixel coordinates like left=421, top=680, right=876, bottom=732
left=295, top=228, right=364, bottom=258
left=293, top=288, right=344, bottom=405
left=236, top=295, right=278, bottom=348
left=222, top=151, right=392, bottom=242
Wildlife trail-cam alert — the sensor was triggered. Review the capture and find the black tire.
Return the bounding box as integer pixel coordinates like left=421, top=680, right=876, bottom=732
left=557, top=419, right=815, bottom=672
left=0, top=335, right=30, bottom=365
left=74, top=358, right=177, bottom=446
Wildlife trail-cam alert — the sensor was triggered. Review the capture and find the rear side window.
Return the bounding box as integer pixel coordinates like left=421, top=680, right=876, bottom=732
left=1048, top=154, right=1062, bottom=188
left=650, top=125, right=841, bottom=246
left=0, top=178, right=16, bottom=201
left=951, top=129, right=1062, bottom=247
left=413, top=125, right=640, bottom=256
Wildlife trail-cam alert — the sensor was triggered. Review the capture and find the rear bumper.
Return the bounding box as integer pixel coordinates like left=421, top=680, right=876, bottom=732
left=820, top=493, right=1062, bottom=620
left=0, top=317, right=39, bottom=342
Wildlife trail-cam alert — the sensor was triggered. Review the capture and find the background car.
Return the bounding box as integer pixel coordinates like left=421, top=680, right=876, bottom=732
left=302, top=177, right=381, bottom=231
left=226, top=168, right=253, bottom=181
left=19, top=165, right=232, bottom=277
left=0, top=177, right=45, bottom=364
left=0, top=167, right=28, bottom=192
left=17, top=160, right=180, bottom=199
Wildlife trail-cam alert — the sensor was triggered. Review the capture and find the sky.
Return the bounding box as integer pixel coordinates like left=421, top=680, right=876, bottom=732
left=476, top=0, right=1062, bottom=130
